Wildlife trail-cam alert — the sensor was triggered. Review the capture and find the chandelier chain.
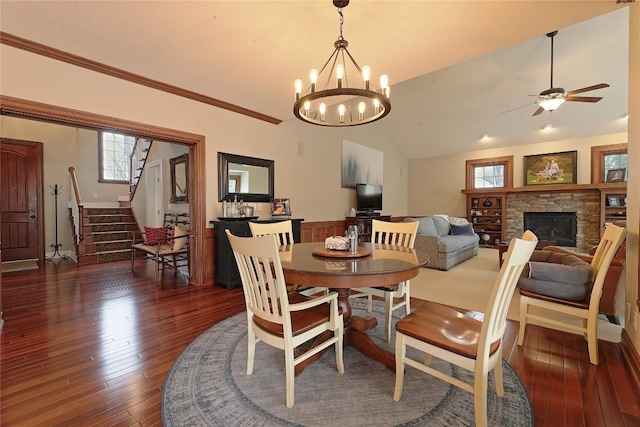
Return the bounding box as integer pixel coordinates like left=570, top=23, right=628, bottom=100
left=338, top=7, right=344, bottom=40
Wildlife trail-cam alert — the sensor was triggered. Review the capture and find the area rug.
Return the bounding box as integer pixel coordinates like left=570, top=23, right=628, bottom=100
left=162, top=299, right=533, bottom=427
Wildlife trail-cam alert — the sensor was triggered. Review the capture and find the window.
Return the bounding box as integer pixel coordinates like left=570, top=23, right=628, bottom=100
left=99, top=131, right=136, bottom=183
left=465, top=156, right=513, bottom=189
left=590, top=143, right=628, bottom=184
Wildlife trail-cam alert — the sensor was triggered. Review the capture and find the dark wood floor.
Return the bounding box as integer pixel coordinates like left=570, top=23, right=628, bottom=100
left=1, top=260, right=639, bottom=426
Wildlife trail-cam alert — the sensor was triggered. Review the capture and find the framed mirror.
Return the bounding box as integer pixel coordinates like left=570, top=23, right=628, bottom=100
left=170, top=154, right=189, bottom=203
left=218, top=152, right=274, bottom=202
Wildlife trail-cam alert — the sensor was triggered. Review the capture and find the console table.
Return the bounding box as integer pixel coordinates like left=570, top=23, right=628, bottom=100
left=210, top=218, right=303, bottom=289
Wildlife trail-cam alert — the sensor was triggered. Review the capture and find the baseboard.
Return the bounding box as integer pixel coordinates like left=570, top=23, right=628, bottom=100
left=621, top=329, right=640, bottom=397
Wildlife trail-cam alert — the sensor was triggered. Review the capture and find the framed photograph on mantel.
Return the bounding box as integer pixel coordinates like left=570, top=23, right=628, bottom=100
left=271, top=198, right=291, bottom=218
left=605, top=168, right=626, bottom=183
left=523, top=150, right=577, bottom=186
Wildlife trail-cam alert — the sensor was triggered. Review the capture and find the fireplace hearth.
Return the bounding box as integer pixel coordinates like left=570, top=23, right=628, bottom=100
left=524, top=212, right=577, bottom=247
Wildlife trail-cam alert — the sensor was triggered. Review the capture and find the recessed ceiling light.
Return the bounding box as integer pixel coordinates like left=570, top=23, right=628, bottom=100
left=543, top=124, right=553, bottom=131
left=481, top=134, right=490, bottom=141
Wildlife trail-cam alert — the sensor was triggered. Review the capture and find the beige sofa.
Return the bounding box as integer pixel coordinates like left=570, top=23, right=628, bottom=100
left=405, top=215, right=479, bottom=271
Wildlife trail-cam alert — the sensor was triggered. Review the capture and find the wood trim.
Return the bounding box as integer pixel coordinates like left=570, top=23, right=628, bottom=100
left=591, top=143, right=628, bottom=184
left=0, top=31, right=282, bottom=125
left=462, top=182, right=627, bottom=194
left=465, top=155, right=514, bottom=189
left=0, top=95, right=208, bottom=286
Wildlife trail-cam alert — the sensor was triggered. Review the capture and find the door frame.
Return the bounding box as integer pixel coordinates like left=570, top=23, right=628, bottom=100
left=0, top=95, right=207, bottom=286
left=0, top=137, right=45, bottom=264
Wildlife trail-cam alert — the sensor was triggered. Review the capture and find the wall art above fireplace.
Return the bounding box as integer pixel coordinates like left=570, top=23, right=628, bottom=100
left=523, top=150, right=577, bottom=186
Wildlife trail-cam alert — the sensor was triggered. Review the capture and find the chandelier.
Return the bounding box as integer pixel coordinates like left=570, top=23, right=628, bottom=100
left=293, top=0, right=391, bottom=127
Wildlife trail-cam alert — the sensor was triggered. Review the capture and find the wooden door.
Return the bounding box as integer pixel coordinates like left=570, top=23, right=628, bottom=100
left=1, top=138, right=44, bottom=262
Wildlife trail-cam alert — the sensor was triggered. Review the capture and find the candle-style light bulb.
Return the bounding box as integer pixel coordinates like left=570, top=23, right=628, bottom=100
left=319, top=103, right=326, bottom=121
left=339, top=104, right=345, bottom=123
left=379, top=74, right=389, bottom=89
left=310, top=69, right=318, bottom=93
left=303, top=100, right=310, bottom=116
left=358, top=102, right=365, bottom=120
left=374, top=99, right=381, bottom=114
left=362, top=66, right=371, bottom=90
left=294, top=79, right=302, bottom=101
left=336, top=64, right=344, bottom=89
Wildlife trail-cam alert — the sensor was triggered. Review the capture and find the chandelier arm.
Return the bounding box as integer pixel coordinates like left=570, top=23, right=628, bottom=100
left=342, top=47, right=363, bottom=76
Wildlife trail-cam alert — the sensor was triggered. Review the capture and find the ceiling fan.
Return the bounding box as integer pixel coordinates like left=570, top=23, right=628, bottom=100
left=531, top=30, right=609, bottom=116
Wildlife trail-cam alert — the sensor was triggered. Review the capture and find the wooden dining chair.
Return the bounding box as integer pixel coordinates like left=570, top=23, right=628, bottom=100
left=393, top=231, right=538, bottom=427
left=517, top=224, right=627, bottom=365
left=349, top=219, right=419, bottom=342
left=226, top=230, right=344, bottom=408
left=248, top=220, right=323, bottom=296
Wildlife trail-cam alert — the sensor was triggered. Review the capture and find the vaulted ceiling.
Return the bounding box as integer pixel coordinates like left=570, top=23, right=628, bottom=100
left=0, top=1, right=630, bottom=158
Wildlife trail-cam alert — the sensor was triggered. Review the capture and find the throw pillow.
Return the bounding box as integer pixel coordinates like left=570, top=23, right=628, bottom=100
left=172, top=225, right=188, bottom=251
left=432, top=216, right=451, bottom=236
left=450, top=223, right=475, bottom=236
left=448, top=216, right=470, bottom=226
left=144, top=226, right=168, bottom=245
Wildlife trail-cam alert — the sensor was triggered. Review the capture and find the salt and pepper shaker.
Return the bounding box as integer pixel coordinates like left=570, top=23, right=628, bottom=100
left=347, top=225, right=358, bottom=253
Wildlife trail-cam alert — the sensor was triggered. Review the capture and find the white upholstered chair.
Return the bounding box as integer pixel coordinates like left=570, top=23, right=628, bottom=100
left=350, top=219, right=419, bottom=342
left=226, top=230, right=344, bottom=408
left=517, top=224, right=627, bottom=365
left=393, top=231, right=538, bottom=427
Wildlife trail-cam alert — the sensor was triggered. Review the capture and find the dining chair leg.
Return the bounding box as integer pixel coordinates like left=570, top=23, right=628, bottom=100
left=246, top=327, right=256, bottom=375
left=285, top=348, right=295, bottom=408
left=335, top=321, right=345, bottom=374
left=384, top=293, right=393, bottom=342
left=493, top=359, right=504, bottom=396
left=393, top=333, right=406, bottom=401
left=517, top=298, right=528, bottom=346
left=367, top=294, right=373, bottom=313
left=473, top=369, right=489, bottom=427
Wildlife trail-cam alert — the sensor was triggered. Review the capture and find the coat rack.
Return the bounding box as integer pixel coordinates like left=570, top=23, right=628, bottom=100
left=46, top=184, right=69, bottom=261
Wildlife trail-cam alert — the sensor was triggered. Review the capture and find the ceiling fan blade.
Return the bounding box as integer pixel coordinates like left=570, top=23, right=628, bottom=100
left=565, top=96, right=603, bottom=103
left=566, top=83, right=609, bottom=95
left=532, top=106, right=545, bottom=116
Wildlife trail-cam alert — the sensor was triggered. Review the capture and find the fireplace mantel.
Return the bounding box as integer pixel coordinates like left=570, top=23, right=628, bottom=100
left=462, top=182, right=626, bottom=195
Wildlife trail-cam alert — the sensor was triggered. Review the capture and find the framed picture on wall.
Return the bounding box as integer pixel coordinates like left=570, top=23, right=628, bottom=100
left=607, top=196, right=621, bottom=207
left=523, top=150, right=577, bottom=186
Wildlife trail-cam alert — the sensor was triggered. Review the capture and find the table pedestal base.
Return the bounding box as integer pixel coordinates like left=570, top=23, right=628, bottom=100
left=294, top=289, right=395, bottom=375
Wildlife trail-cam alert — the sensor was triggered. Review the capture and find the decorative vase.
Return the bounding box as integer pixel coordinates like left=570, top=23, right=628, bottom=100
left=482, top=234, right=491, bottom=245
left=483, top=199, right=492, bottom=207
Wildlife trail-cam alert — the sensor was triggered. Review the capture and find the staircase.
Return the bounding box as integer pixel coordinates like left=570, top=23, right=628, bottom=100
left=75, top=207, right=140, bottom=265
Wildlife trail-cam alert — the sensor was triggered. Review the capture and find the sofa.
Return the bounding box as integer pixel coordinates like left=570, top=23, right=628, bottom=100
left=405, top=215, right=479, bottom=271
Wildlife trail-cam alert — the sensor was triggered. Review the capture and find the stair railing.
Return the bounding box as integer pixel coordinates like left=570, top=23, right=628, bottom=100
left=129, top=138, right=152, bottom=201
left=68, top=166, right=84, bottom=244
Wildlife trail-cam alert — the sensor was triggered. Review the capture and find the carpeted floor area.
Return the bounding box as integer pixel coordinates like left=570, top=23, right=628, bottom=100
left=410, top=247, right=623, bottom=343
left=162, top=299, right=533, bottom=427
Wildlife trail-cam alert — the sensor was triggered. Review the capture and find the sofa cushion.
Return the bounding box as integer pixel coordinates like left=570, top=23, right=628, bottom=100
left=448, top=216, right=470, bottom=226
left=450, top=223, right=475, bottom=236
left=432, top=216, right=451, bottom=237
left=437, top=234, right=479, bottom=253
left=518, top=277, right=591, bottom=301
left=409, top=216, right=437, bottom=236
left=527, top=261, right=591, bottom=285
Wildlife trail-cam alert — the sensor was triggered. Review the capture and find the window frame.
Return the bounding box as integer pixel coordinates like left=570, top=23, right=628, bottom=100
left=98, top=131, right=136, bottom=184
left=465, top=156, right=514, bottom=190
left=590, top=143, right=628, bottom=184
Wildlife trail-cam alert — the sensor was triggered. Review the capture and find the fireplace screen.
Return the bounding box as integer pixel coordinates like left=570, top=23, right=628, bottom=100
left=523, top=212, right=577, bottom=247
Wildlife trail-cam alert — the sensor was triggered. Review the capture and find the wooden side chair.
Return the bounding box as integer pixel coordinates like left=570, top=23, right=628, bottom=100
left=393, top=231, right=538, bottom=427
left=131, top=212, right=189, bottom=282
left=248, top=220, right=295, bottom=245
left=349, top=219, right=419, bottom=341
left=226, top=230, right=344, bottom=408
left=517, top=224, right=627, bottom=365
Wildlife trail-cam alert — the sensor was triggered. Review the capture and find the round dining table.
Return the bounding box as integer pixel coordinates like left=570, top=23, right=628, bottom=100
left=279, top=242, right=430, bottom=374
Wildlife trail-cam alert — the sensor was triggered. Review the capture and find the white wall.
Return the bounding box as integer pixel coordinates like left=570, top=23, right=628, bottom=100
left=408, top=132, right=629, bottom=217
left=0, top=45, right=408, bottom=226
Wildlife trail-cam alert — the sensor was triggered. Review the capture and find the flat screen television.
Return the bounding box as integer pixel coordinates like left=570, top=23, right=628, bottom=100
left=356, top=183, right=382, bottom=214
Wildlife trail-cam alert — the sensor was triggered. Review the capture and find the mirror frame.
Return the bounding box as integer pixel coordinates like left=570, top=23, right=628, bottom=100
left=170, top=153, right=189, bottom=203
left=218, top=152, right=274, bottom=202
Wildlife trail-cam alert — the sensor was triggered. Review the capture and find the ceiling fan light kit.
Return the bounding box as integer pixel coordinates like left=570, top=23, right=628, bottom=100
left=293, top=0, right=391, bottom=127
left=532, top=30, right=609, bottom=116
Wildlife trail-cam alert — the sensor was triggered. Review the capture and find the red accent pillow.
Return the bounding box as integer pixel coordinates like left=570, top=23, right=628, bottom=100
left=144, top=226, right=168, bottom=245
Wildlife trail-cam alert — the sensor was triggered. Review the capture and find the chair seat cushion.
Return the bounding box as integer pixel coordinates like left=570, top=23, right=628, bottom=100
left=253, top=293, right=334, bottom=337
left=395, top=301, right=500, bottom=359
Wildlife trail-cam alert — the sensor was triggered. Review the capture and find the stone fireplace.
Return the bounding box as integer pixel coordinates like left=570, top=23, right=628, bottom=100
left=505, top=190, right=600, bottom=252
